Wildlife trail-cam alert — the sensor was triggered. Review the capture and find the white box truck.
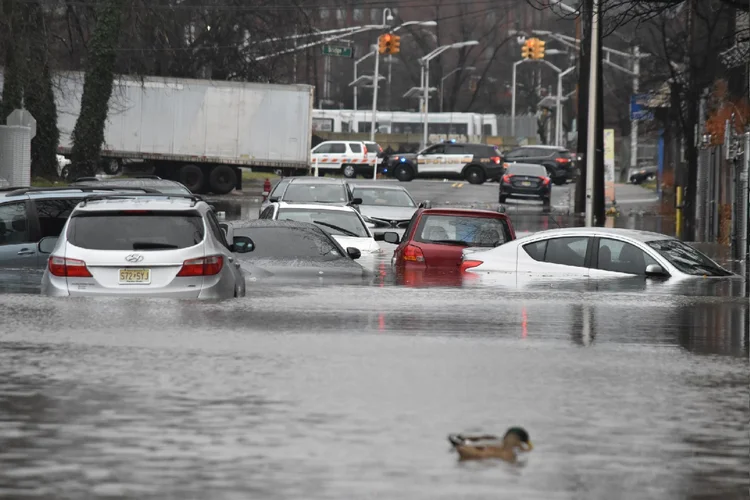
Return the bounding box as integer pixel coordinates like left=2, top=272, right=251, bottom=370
left=54, top=72, right=314, bottom=194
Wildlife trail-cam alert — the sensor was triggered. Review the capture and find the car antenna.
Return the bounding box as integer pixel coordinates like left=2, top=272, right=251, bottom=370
left=547, top=214, right=564, bottom=229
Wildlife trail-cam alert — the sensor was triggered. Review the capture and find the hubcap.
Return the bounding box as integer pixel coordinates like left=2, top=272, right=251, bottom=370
left=344, top=166, right=354, bottom=176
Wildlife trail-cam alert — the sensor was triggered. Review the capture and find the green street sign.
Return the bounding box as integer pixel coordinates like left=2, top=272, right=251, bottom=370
left=322, top=45, right=353, bottom=58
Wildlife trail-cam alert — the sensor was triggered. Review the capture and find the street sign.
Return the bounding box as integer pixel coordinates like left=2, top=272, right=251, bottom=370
left=322, top=45, right=353, bottom=58
left=630, top=94, right=654, bottom=121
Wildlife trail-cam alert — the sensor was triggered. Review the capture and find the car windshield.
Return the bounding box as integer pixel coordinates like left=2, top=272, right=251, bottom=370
left=277, top=208, right=369, bottom=238
left=352, top=188, right=415, bottom=207
left=507, top=164, right=547, bottom=177
left=67, top=212, right=205, bottom=250
left=646, top=239, right=733, bottom=276
left=414, top=214, right=510, bottom=248
left=233, top=226, right=345, bottom=260
left=282, top=183, right=348, bottom=204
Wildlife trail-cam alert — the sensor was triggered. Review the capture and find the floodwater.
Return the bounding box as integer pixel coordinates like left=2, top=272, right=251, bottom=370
left=0, top=195, right=748, bottom=499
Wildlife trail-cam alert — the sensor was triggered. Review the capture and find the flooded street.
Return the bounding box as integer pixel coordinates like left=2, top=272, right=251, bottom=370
left=0, top=182, right=748, bottom=499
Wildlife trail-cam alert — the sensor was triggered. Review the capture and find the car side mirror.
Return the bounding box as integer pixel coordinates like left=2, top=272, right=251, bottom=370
left=350, top=197, right=363, bottom=205
left=262, top=191, right=270, bottom=197
left=645, top=264, right=668, bottom=277
left=269, top=196, right=279, bottom=203
left=346, top=247, right=361, bottom=260
left=383, top=232, right=400, bottom=244
left=38, top=236, right=58, bottom=254
left=418, top=200, right=432, bottom=209
left=232, top=236, right=255, bottom=253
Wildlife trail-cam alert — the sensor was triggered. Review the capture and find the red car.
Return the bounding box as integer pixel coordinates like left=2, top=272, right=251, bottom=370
left=383, top=208, right=516, bottom=284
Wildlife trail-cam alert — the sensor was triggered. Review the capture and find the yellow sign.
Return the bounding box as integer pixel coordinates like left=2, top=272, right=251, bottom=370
left=604, top=129, right=616, bottom=206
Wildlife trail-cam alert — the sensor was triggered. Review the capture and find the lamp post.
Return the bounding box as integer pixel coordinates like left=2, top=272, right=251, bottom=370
left=420, top=40, right=479, bottom=149
left=440, top=66, right=475, bottom=113
left=353, top=49, right=375, bottom=112
left=387, top=22, right=437, bottom=111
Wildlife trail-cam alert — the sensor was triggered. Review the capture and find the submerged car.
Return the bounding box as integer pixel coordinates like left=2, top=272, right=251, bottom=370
left=40, top=194, right=246, bottom=299
left=228, top=219, right=368, bottom=283
left=350, top=183, right=427, bottom=231
left=499, top=162, right=552, bottom=210
left=459, top=227, right=740, bottom=285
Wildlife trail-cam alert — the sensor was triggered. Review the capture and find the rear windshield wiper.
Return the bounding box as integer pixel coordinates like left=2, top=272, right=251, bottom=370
left=131, top=242, right=180, bottom=250
left=427, top=239, right=469, bottom=246
left=313, top=220, right=360, bottom=237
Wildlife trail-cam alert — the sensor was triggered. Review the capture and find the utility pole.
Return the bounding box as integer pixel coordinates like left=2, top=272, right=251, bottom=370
left=593, top=1, right=605, bottom=226
left=575, top=0, right=592, bottom=214
left=584, top=0, right=599, bottom=226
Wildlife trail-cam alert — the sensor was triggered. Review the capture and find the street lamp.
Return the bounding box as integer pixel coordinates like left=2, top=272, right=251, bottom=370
left=386, top=21, right=437, bottom=111
left=440, top=66, right=475, bottom=112
left=420, top=41, right=479, bottom=149
left=352, top=48, right=376, bottom=112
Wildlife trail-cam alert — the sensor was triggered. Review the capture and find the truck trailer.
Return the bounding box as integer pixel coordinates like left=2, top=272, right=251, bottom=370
left=54, top=72, right=315, bottom=194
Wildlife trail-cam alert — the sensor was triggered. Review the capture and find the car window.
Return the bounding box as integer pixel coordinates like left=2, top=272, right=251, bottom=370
left=364, top=142, right=380, bottom=153
left=206, top=210, right=229, bottom=248
left=414, top=214, right=510, bottom=248
left=67, top=211, right=205, bottom=250
left=596, top=238, right=658, bottom=275
left=259, top=206, right=275, bottom=219
left=505, top=149, right=526, bottom=159
left=544, top=236, right=589, bottom=267
left=314, top=144, right=333, bottom=154
left=445, top=145, right=466, bottom=155
left=329, top=143, right=346, bottom=154
left=0, top=202, right=31, bottom=245
left=534, top=148, right=554, bottom=157
left=557, top=149, right=573, bottom=158
left=422, top=145, right=445, bottom=155
left=277, top=208, right=369, bottom=237
left=349, top=143, right=362, bottom=153
left=523, top=240, right=547, bottom=261
left=270, top=179, right=290, bottom=198
left=34, top=198, right=82, bottom=238
left=646, top=239, right=732, bottom=277
left=233, top=226, right=345, bottom=260
left=282, top=184, right=347, bottom=203
left=352, top=188, right=415, bottom=207
left=506, top=164, right=548, bottom=177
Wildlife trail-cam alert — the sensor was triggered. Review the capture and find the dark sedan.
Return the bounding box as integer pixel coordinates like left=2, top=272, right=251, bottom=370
left=499, top=163, right=552, bottom=210
left=228, top=219, right=369, bottom=284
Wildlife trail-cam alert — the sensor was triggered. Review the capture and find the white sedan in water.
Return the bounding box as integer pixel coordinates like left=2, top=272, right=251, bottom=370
left=460, top=227, right=738, bottom=285
left=258, top=202, right=382, bottom=256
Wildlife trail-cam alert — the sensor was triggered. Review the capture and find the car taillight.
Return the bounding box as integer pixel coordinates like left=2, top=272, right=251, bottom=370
left=402, top=244, right=425, bottom=263
left=491, top=156, right=501, bottom=164
left=363, top=145, right=368, bottom=154
left=556, top=157, right=570, bottom=163
left=48, top=256, right=92, bottom=277
left=540, top=176, right=551, bottom=185
left=502, top=174, right=512, bottom=183
left=177, top=255, right=224, bottom=277
left=460, top=260, right=483, bottom=273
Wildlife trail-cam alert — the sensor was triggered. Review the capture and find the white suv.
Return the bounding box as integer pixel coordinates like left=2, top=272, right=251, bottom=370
left=310, top=141, right=375, bottom=178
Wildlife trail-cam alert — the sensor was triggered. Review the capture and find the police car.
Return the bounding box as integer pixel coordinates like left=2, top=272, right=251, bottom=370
left=310, top=141, right=377, bottom=178
left=383, top=141, right=504, bottom=185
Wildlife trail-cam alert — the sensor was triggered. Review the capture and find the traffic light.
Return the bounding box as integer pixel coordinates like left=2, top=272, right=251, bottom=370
left=521, top=39, right=532, bottom=59
left=532, top=39, right=546, bottom=59
left=391, top=35, right=401, bottom=54
left=379, top=33, right=394, bottom=54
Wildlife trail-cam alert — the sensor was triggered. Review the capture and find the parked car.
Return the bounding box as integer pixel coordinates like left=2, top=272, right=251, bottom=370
left=498, top=163, right=552, bottom=210
left=71, top=175, right=193, bottom=194
left=502, top=145, right=576, bottom=185
left=259, top=201, right=382, bottom=256
left=40, top=193, right=246, bottom=299
left=629, top=165, right=658, bottom=184
left=259, top=177, right=361, bottom=215
left=384, top=207, right=516, bottom=269
left=0, top=186, right=163, bottom=269
left=310, top=140, right=375, bottom=178
left=384, top=141, right=504, bottom=184
left=229, top=219, right=368, bottom=283
left=459, top=227, right=739, bottom=285
left=350, top=184, right=427, bottom=231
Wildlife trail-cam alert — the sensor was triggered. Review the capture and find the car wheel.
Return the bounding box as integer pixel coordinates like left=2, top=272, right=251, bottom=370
left=542, top=197, right=551, bottom=212
left=464, top=166, right=486, bottom=185
left=342, top=165, right=356, bottom=178
left=394, top=165, right=414, bottom=182
left=60, top=166, right=70, bottom=181
left=553, top=178, right=566, bottom=186
left=499, top=194, right=507, bottom=203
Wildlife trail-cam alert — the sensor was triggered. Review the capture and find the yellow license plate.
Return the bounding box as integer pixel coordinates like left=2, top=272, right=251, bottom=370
left=522, top=181, right=531, bottom=186
left=119, top=268, right=151, bottom=284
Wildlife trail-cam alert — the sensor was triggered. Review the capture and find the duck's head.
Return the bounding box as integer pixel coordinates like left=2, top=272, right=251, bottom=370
left=504, top=427, right=533, bottom=452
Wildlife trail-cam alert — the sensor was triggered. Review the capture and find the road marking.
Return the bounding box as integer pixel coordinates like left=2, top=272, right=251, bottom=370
left=450, top=182, right=464, bottom=188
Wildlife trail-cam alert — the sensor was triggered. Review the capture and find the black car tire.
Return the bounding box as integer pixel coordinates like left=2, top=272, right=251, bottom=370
left=394, top=164, right=414, bottom=182
left=542, top=197, right=551, bottom=211
left=464, top=165, right=486, bottom=185
left=499, top=194, right=507, bottom=203
left=553, top=178, right=566, bottom=186
left=179, top=164, right=206, bottom=193
left=208, top=165, right=237, bottom=195
left=342, top=165, right=357, bottom=178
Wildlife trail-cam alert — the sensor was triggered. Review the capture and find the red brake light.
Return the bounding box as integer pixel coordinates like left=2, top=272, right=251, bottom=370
left=48, top=256, right=92, bottom=277
left=177, top=255, right=224, bottom=277
left=460, top=260, right=483, bottom=273
left=555, top=157, right=570, bottom=163
left=402, top=244, right=425, bottom=263
left=502, top=174, right=511, bottom=183
left=491, top=156, right=501, bottom=164
left=540, top=176, right=551, bottom=185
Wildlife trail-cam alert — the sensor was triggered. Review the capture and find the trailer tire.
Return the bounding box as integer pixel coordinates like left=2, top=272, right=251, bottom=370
left=179, top=164, right=206, bottom=193
left=102, top=158, right=123, bottom=176
left=209, top=165, right=237, bottom=195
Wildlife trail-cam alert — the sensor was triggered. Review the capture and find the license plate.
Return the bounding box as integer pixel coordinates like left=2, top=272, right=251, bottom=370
left=119, top=268, right=151, bottom=284
left=522, top=181, right=531, bottom=186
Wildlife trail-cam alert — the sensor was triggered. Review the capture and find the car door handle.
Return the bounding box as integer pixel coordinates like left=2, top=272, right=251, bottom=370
left=227, top=256, right=234, bottom=262
left=17, top=249, right=35, bottom=256
left=233, top=262, right=241, bottom=269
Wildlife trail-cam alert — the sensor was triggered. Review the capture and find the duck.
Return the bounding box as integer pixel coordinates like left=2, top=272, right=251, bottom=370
left=447, top=427, right=533, bottom=463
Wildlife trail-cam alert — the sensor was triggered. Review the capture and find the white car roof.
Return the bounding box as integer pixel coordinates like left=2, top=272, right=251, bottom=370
left=350, top=184, right=409, bottom=192
left=73, top=196, right=204, bottom=213
left=518, top=227, right=676, bottom=243
left=275, top=202, right=358, bottom=213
